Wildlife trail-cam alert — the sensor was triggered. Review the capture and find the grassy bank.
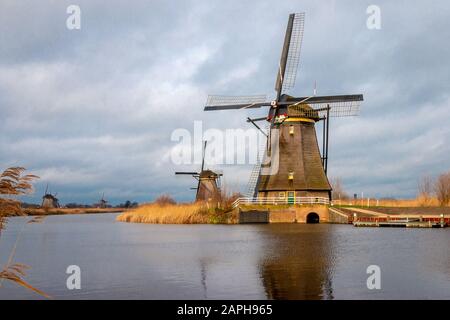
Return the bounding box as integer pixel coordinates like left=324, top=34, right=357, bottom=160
left=22, top=207, right=124, bottom=216
left=116, top=203, right=237, bottom=224
left=333, top=198, right=443, bottom=207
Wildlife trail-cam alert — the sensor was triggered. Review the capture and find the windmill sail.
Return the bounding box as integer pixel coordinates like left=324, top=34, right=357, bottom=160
left=204, top=95, right=270, bottom=111
left=201, top=141, right=207, bottom=171
left=203, top=13, right=363, bottom=202
left=282, top=94, right=363, bottom=118
left=175, top=172, right=199, bottom=175
left=275, top=13, right=305, bottom=97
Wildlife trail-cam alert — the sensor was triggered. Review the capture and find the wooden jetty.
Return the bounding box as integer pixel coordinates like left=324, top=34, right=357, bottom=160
left=353, top=217, right=447, bottom=228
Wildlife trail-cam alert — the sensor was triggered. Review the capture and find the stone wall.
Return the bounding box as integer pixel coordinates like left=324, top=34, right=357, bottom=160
left=269, top=209, right=297, bottom=223
left=238, top=205, right=331, bottom=224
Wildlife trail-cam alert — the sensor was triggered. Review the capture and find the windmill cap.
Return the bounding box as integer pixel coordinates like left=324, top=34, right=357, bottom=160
left=287, top=103, right=320, bottom=121
left=199, top=170, right=221, bottom=179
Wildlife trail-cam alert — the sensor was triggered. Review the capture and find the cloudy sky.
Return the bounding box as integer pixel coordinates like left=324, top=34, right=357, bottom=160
left=1, top=0, right=449, bottom=204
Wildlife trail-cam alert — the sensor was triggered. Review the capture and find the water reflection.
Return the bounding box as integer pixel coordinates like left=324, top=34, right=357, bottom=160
left=199, top=257, right=210, bottom=299
left=2, top=214, right=450, bottom=299
left=258, top=224, right=336, bottom=300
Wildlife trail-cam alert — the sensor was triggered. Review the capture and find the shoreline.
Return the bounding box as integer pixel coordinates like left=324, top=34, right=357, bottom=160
left=19, top=207, right=125, bottom=217
left=117, top=203, right=450, bottom=225
left=116, top=203, right=237, bottom=224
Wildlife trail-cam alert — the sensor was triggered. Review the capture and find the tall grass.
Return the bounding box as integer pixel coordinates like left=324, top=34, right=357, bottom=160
left=0, top=167, right=38, bottom=216
left=117, top=203, right=210, bottom=224
left=23, top=207, right=124, bottom=216
left=335, top=197, right=442, bottom=207
left=117, top=191, right=241, bottom=225
left=0, top=167, right=49, bottom=298
left=117, top=201, right=238, bottom=224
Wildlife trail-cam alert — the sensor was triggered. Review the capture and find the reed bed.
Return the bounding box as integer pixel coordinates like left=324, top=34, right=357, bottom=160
left=376, top=198, right=440, bottom=207
left=23, top=207, right=124, bottom=216
left=335, top=197, right=442, bottom=208
left=116, top=203, right=211, bottom=224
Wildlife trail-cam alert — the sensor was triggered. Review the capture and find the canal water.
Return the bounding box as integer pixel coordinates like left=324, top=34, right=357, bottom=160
left=0, top=213, right=449, bottom=299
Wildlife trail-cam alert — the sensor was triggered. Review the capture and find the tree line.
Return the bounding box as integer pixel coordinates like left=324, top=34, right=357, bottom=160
left=418, top=172, right=450, bottom=206
left=331, top=172, right=450, bottom=207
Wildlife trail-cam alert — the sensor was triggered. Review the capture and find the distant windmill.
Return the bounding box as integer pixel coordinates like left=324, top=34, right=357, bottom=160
left=41, top=184, right=60, bottom=209
left=95, top=193, right=108, bottom=208
left=204, top=13, right=363, bottom=201
left=175, top=141, right=223, bottom=202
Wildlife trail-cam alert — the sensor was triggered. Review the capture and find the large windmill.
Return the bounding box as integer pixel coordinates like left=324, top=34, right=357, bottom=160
left=175, top=141, right=223, bottom=202
left=204, top=13, right=363, bottom=202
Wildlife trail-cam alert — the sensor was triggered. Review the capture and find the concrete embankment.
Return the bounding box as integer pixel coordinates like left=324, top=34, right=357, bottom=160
left=237, top=205, right=345, bottom=224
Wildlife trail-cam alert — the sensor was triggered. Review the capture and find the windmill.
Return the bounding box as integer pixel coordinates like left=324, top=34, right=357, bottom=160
left=41, top=184, right=60, bottom=209
left=95, top=193, right=108, bottom=208
left=175, top=141, right=223, bottom=202
left=204, top=12, right=363, bottom=201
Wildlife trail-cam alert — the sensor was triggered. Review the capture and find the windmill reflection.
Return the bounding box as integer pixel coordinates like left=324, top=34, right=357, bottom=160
left=259, top=224, right=336, bottom=300
left=199, top=257, right=209, bottom=299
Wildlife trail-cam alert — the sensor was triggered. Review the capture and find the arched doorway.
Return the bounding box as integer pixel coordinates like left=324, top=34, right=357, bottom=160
left=306, top=212, right=320, bottom=224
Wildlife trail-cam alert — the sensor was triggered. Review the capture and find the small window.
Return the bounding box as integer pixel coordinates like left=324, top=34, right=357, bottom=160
left=288, top=171, right=294, bottom=180
left=289, top=125, right=294, bottom=135
left=278, top=192, right=286, bottom=199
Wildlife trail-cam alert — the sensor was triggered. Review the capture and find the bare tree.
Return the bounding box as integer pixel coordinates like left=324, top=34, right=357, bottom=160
left=330, top=177, right=349, bottom=201
left=154, top=194, right=177, bottom=206
left=435, top=172, right=450, bottom=207
left=417, top=174, right=434, bottom=206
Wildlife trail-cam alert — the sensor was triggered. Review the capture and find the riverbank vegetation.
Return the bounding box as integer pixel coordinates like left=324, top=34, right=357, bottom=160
left=116, top=194, right=239, bottom=224
left=331, top=172, right=450, bottom=208
left=23, top=207, right=124, bottom=216
left=0, top=167, right=38, bottom=217
left=0, top=167, right=49, bottom=298
left=334, top=198, right=441, bottom=208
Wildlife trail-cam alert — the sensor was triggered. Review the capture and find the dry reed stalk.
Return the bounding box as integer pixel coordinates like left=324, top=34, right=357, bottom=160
left=0, top=216, right=50, bottom=298
left=116, top=203, right=209, bottom=224
left=338, top=197, right=442, bottom=207
left=0, top=167, right=49, bottom=298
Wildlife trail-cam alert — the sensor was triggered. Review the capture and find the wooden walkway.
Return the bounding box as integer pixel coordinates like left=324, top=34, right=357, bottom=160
left=354, top=218, right=446, bottom=228
left=331, top=206, right=449, bottom=228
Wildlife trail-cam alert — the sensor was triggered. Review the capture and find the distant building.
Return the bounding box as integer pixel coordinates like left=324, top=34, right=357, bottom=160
left=41, top=194, right=60, bottom=209
left=94, top=193, right=108, bottom=208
